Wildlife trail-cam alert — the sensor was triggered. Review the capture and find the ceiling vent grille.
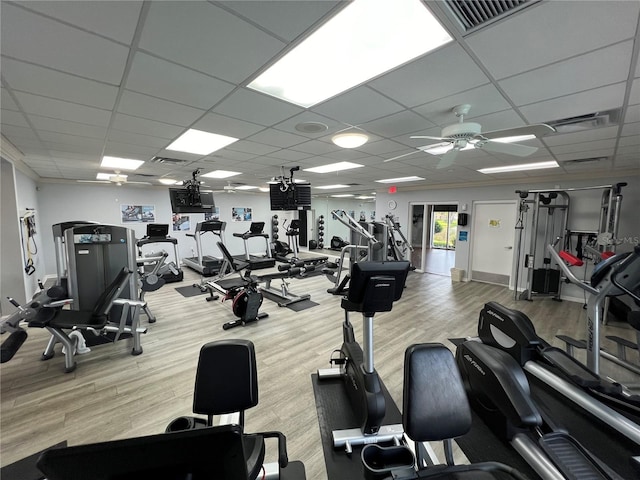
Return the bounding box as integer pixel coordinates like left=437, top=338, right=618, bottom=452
left=151, top=156, right=187, bottom=165
left=546, top=108, right=621, bottom=133
left=445, top=0, right=534, bottom=32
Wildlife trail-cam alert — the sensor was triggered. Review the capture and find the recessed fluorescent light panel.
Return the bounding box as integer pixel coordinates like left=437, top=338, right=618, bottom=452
left=248, top=0, right=452, bottom=107
left=331, top=194, right=355, bottom=198
left=315, top=184, right=350, bottom=190
left=491, top=134, right=536, bottom=144
left=101, top=156, right=143, bottom=170
left=234, top=185, right=257, bottom=190
left=97, top=172, right=127, bottom=181
left=200, top=170, right=241, bottom=179
left=166, top=129, right=238, bottom=156
left=376, top=176, right=425, bottom=183
left=478, top=161, right=559, bottom=174
left=304, top=162, right=363, bottom=174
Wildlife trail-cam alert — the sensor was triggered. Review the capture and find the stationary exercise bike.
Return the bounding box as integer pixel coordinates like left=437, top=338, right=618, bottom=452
left=318, top=260, right=410, bottom=453
left=206, top=242, right=268, bottom=330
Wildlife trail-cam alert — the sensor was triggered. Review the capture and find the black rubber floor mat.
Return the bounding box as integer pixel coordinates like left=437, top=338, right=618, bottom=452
left=286, top=300, right=319, bottom=312
left=175, top=285, right=208, bottom=298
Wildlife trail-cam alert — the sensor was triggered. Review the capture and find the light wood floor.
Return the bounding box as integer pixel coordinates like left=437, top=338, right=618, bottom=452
left=2, top=265, right=638, bottom=478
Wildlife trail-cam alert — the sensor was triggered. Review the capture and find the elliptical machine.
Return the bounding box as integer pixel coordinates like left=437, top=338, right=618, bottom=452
left=318, top=260, right=411, bottom=453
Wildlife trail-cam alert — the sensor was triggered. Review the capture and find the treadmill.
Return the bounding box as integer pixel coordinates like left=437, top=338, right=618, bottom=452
left=183, top=220, right=226, bottom=276
left=136, top=223, right=183, bottom=283
left=232, top=222, right=275, bottom=270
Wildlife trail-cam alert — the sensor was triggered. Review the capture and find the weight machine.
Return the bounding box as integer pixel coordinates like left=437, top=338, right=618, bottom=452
left=515, top=183, right=626, bottom=301
left=323, top=210, right=385, bottom=295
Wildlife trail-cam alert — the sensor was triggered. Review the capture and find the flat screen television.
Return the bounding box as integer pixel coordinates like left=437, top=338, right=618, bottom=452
left=169, top=188, right=215, bottom=214
left=270, top=183, right=311, bottom=211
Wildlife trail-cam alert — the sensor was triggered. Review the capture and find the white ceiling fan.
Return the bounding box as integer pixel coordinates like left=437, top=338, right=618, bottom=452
left=384, top=104, right=556, bottom=169
left=210, top=181, right=240, bottom=194
left=78, top=171, right=151, bottom=186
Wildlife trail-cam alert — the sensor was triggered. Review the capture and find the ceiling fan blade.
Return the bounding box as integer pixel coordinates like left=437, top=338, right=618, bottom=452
left=480, top=123, right=556, bottom=140
left=437, top=149, right=459, bottom=169
left=410, top=135, right=449, bottom=141
left=383, top=150, right=422, bottom=163
left=479, top=140, right=538, bottom=157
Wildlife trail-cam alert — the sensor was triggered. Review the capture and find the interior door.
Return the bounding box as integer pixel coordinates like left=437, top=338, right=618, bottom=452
left=470, top=201, right=517, bottom=286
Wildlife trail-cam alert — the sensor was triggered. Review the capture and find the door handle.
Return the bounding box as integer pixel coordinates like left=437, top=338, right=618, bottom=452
left=505, top=246, right=513, bottom=250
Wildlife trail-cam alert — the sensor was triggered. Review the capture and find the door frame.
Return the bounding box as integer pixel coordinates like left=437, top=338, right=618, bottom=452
left=409, top=201, right=458, bottom=273
left=469, top=200, right=518, bottom=288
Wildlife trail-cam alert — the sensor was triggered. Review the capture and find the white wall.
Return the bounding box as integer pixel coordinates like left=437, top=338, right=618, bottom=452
left=35, top=183, right=306, bottom=277
left=14, top=169, right=44, bottom=299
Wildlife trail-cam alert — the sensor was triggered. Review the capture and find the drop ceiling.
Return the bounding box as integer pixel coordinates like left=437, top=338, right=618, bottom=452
left=1, top=0, right=639, bottom=196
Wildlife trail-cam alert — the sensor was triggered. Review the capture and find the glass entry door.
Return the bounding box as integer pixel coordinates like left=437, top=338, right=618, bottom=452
left=432, top=209, right=458, bottom=250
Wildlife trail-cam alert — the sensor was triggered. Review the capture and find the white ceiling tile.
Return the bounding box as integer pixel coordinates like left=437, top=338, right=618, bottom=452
left=548, top=139, right=617, bottom=156
left=621, top=121, right=640, bottom=138
left=111, top=113, right=184, bottom=139
left=361, top=111, right=435, bottom=138
left=290, top=139, right=339, bottom=156
left=412, top=84, right=512, bottom=125
left=221, top=1, right=341, bottom=41
left=368, top=43, right=490, bottom=108
left=1, top=124, right=40, bottom=140
left=107, top=129, right=171, bottom=149
left=1, top=3, right=129, bottom=84
left=225, top=140, right=280, bottom=156
left=125, top=53, right=235, bottom=109
left=104, top=140, right=160, bottom=158
left=38, top=131, right=104, bottom=149
left=246, top=129, right=308, bottom=148
left=519, top=83, right=627, bottom=124
left=500, top=42, right=634, bottom=106
left=262, top=149, right=313, bottom=162
left=206, top=149, right=257, bottom=163
left=467, top=0, right=640, bottom=79
left=1, top=110, right=30, bottom=128
left=22, top=1, right=142, bottom=44
left=625, top=104, right=640, bottom=124
left=192, top=112, right=265, bottom=139
left=1, top=88, right=20, bottom=111
left=29, top=115, right=108, bottom=139
left=42, top=141, right=102, bottom=155
left=2, top=58, right=119, bottom=110
left=213, top=89, right=303, bottom=126
left=140, top=2, right=284, bottom=84
left=117, top=90, right=206, bottom=127
left=312, top=86, right=404, bottom=125
left=14, top=91, right=112, bottom=126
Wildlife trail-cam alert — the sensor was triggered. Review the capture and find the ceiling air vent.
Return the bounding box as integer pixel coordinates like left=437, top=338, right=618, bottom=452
left=444, top=0, right=536, bottom=32
left=564, top=157, right=607, bottom=165
left=546, top=108, right=622, bottom=133
left=151, top=156, right=187, bottom=165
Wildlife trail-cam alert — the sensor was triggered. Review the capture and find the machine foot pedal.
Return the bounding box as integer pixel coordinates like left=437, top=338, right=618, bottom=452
left=605, top=335, right=638, bottom=350
left=539, top=432, right=620, bottom=479
left=556, top=335, right=586, bottom=349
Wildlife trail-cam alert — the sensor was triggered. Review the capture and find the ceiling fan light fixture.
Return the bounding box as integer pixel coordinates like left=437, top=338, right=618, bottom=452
left=158, top=178, right=179, bottom=185
left=331, top=132, right=369, bottom=148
